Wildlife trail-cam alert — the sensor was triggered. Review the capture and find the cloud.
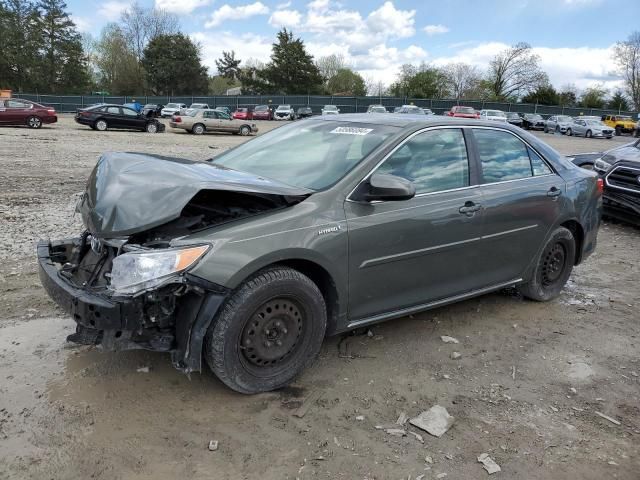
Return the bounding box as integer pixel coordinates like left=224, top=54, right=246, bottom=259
left=191, top=31, right=273, bottom=73
left=367, top=1, right=415, bottom=38
left=423, top=24, right=449, bottom=36
left=97, top=0, right=129, bottom=21
left=71, top=15, right=91, bottom=33
left=154, top=0, right=212, bottom=15
left=276, top=0, right=291, bottom=8
left=205, top=2, right=270, bottom=28
left=269, top=9, right=303, bottom=28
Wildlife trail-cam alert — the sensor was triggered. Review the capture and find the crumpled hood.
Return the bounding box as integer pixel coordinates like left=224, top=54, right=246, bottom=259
left=78, top=152, right=312, bottom=238
left=603, top=143, right=640, bottom=164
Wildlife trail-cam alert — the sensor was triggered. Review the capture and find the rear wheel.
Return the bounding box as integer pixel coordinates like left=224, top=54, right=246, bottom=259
left=192, top=123, right=205, bottom=135
left=615, top=126, right=621, bottom=136
left=586, top=130, right=592, bottom=138
left=518, top=227, right=575, bottom=301
left=555, top=126, right=560, bottom=134
left=566, top=128, right=572, bottom=136
left=204, top=266, right=327, bottom=394
left=27, top=116, right=42, bottom=129
left=94, top=119, right=107, bottom=131
left=239, top=125, right=251, bottom=136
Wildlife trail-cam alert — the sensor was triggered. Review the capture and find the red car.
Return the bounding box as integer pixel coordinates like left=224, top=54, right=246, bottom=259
left=251, top=104, right=273, bottom=120
left=233, top=107, right=253, bottom=120
left=446, top=105, right=479, bottom=119
left=0, top=98, right=57, bottom=128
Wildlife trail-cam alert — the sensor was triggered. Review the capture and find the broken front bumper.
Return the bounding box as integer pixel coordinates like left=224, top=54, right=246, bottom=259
left=37, top=239, right=229, bottom=373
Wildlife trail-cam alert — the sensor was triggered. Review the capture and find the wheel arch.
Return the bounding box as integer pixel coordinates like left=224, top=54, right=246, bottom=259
left=559, top=219, right=585, bottom=265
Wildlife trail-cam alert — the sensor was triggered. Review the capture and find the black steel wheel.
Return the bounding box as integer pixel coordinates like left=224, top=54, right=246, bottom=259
left=518, top=226, right=575, bottom=301
left=204, top=266, right=327, bottom=394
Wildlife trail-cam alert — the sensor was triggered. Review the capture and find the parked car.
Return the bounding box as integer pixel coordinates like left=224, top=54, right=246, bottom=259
left=252, top=104, right=273, bottom=120
left=321, top=105, right=340, bottom=115
left=169, top=108, right=257, bottom=136
left=591, top=139, right=640, bottom=225
left=522, top=114, right=545, bottom=130
left=394, top=105, right=425, bottom=115
left=422, top=108, right=434, bottom=115
left=0, top=98, right=57, bottom=128
left=274, top=104, right=295, bottom=120
left=297, top=106, right=313, bottom=118
left=445, top=106, right=479, bottom=119
left=479, top=109, right=507, bottom=122
left=570, top=119, right=614, bottom=139
left=233, top=107, right=253, bottom=120
left=635, top=119, right=640, bottom=137
left=367, top=104, right=387, bottom=113
left=215, top=106, right=233, bottom=116
left=567, top=152, right=602, bottom=170
left=190, top=103, right=210, bottom=110
left=545, top=115, right=573, bottom=134
left=38, top=114, right=601, bottom=394
left=142, top=104, right=163, bottom=118
left=161, top=103, right=187, bottom=118
left=601, top=114, right=636, bottom=136
left=75, top=104, right=165, bottom=133
left=506, top=112, right=523, bottom=127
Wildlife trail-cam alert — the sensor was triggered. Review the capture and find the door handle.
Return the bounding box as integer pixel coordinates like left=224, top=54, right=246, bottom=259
left=459, top=201, right=482, bottom=216
left=547, top=187, right=562, bottom=198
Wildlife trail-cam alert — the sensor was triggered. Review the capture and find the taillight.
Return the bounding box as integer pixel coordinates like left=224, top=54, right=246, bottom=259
left=47, top=109, right=56, bottom=114
left=174, top=116, right=182, bottom=123
left=596, top=178, right=604, bottom=195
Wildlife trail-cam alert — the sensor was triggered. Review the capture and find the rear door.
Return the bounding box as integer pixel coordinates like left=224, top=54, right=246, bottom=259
left=470, top=127, right=565, bottom=285
left=103, top=106, right=123, bottom=127
left=4, top=99, right=32, bottom=124
left=202, top=110, right=221, bottom=131
left=345, top=127, right=487, bottom=321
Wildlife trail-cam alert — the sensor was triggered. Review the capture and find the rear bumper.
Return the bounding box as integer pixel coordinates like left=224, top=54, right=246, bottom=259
left=37, top=239, right=229, bottom=372
left=43, top=115, right=57, bottom=124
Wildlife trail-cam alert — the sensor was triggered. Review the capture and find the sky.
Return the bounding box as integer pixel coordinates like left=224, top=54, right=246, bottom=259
left=68, top=0, right=640, bottom=91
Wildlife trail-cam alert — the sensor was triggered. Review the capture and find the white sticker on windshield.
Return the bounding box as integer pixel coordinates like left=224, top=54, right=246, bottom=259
left=330, top=127, right=373, bottom=136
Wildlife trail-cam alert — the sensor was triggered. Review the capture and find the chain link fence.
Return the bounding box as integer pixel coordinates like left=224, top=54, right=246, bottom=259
left=17, top=93, right=639, bottom=118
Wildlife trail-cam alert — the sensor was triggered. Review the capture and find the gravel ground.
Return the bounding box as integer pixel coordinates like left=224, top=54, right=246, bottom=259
left=0, top=116, right=639, bottom=480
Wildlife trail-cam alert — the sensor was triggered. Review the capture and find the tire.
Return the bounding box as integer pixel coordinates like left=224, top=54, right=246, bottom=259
left=518, top=227, right=575, bottom=302
left=566, top=128, right=572, bottom=136
left=586, top=130, right=592, bottom=138
left=615, top=126, right=621, bottom=136
left=555, top=126, right=560, bottom=134
left=544, top=126, right=548, bottom=133
left=94, top=119, right=107, bottom=131
left=27, top=116, right=42, bottom=129
left=239, top=125, right=251, bottom=136
left=192, top=123, right=205, bottom=135
left=204, top=266, right=327, bottom=394
left=145, top=122, right=158, bottom=133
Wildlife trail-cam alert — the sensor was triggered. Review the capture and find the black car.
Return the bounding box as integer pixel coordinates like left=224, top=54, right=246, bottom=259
left=591, top=140, right=640, bottom=225
left=75, top=104, right=165, bottom=133
left=297, top=106, right=313, bottom=118
left=506, top=112, right=523, bottom=127
left=142, top=104, right=163, bottom=118
left=523, top=114, right=545, bottom=130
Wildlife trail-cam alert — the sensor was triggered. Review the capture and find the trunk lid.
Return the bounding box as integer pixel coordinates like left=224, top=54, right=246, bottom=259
left=78, top=152, right=312, bottom=238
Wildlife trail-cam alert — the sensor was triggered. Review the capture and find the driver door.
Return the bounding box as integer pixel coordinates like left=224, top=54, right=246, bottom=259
left=344, top=128, right=486, bottom=321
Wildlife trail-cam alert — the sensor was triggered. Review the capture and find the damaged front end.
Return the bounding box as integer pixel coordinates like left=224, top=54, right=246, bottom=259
left=38, top=152, right=311, bottom=373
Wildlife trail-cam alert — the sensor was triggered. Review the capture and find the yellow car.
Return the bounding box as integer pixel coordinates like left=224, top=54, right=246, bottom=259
left=601, top=114, right=636, bottom=135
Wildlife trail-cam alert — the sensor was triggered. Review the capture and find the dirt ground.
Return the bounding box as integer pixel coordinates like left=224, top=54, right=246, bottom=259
left=0, top=116, right=639, bottom=480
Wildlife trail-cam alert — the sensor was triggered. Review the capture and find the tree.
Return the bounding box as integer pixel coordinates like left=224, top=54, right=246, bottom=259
left=316, top=54, right=346, bottom=82
left=487, top=42, right=548, bottom=100
left=326, top=68, right=366, bottom=96
left=95, top=23, right=141, bottom=94
left=608, top=89, right=630, bottom=112
left=558, top=84, right=578, bottom=107
left=209, top=75, right=240, bottom=95
left=36, top=0, right=90, bottom=93
left=141, top=33, right=208, bottom=95
left=258, top=29, right=323, bottom=94
left=580, top=85, right=607, bottom=109
left=0, top=0, right=41, bottom=91
left=121, top=2, right=178, bottom=63
left=613, top=32, right=640, bottom=109
left=389, top=63, right=449, bottom=98
left=521, top=84, right=559, bottom=105
left=215, top=50, right=241, bottom=80
left=443, top=63, right=480, bottom=100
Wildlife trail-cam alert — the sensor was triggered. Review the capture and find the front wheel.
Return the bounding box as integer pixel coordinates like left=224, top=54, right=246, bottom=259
left=145, top=122, right=158, bottom=133
left=615, top=126, right=621, bottom=136
left=27, top=116, right=42, bottom=129
left=555, top=126, right=560, bottom=134
left=518, top=227, right=575, bottom=302
left=204, top=267, right=327, bottom=394
left=586, top=130, right=592, bottom=138
left=566, top=128, right=572, bottom=136
left=239, top=125, right=251, bottom=136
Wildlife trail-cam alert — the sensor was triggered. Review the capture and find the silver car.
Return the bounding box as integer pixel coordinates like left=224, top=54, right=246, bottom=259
left=545, top=115, right=573, bottom=134
left=569, top=119, right=614, bottom=139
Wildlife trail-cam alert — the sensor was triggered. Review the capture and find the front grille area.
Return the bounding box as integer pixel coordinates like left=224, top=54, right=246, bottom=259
left=606, top=166, right=640, bottom=193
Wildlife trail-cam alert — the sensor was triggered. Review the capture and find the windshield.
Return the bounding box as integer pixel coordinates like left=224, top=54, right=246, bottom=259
left=457, top=107, right=475, bottom=114
left=166, top=103, right=179, bottom=108
left=486, top=110, right=505, bottom=117
left=529, top=115, right=542, bottom=120
left=213, top=121, right=399, bottom=190
left=507, top=113, right=519, bottom=118
left=277, top=105, right=290, bottom=110
left=255, top=105, right=268, bottom=111
left=585, top=120, right=603, bottom=125
left=371, top=107, right=386, bottom=113
left=186, top=109, right=199, bottom=117
left=558, top=116, right=572, bottom=122
left=324, top=105, right=338, bottom=110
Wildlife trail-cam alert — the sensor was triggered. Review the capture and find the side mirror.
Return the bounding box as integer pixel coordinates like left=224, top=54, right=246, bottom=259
left=352, top=173, right=415, bottom=202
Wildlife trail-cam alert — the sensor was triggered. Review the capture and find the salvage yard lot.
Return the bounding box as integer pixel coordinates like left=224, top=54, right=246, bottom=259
left=0, top=116, right=639, bottom=479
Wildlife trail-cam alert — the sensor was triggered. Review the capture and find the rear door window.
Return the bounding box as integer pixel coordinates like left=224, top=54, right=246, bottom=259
left=474, top=129, right=533, bottom=183
left=106, top=106, right=121, bottom=115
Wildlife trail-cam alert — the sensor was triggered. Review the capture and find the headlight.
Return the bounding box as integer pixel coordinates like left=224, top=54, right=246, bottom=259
left=594, top=157, right=613, bottom=172
left=109, top=245, right=209, bottom=295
